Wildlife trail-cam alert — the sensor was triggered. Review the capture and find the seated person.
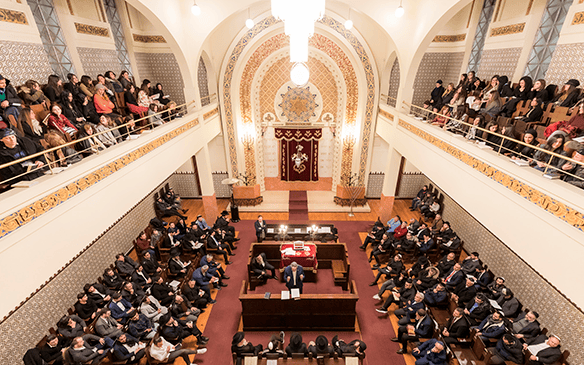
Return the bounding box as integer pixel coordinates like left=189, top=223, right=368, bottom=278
left=195, top=214, right=212, bottom=232
left=252, top=252, right=276, bottom=280
left=207, top=228, right=233, bottom=263
left=95, top=308, right=123, bottom=339
left=115, top=253, right=138, bottom=278
left=201, top=253, right=230, bottom=281
left=131, top=265, right=152, bottom=290
left=408, top=256, right=431, bottom=279
left=124, top=84, right=149, bottom=114
left=474, top=265, right=491, bottom=290
left=232, top=332, right=263, bottom=365
left=524, top=334, right=562, bottom=365
left=67, top=336, right=109, bottom=365
left=416, top=234, right=434, bottom=254
left=102, top=268, right=124, bottom=290
left=48, top=104, right=77, bottom=139
left=369, top=234, right=392, bottom=266
left=497, top=288, right=520, bottom=318
left=151, top=276, right=176, bottom=307
left=169, top=294, right=201, bottom=324
left=76, top=123, right=105, bottom=157
left=370, top=254, right=403, bottom=285
left=95, top=114, right=119, bottom=147
left=83, top=282, right=112, bottom=308
left=112, top=333, right=146, bottom=364
left=139, top=295, right=168, bottom=323
left=359, top=223, right=385, bottom=250
left=375, top=276, right=415, bottom=313
left=193, top=265, right=220, bottom=296
left=393, top=309, right=433, bottom=354
left=410, top=185, right=428, bottom=210
left=441, top=307, right=470, bottom=344
left=156, top=197, right=187, bottom=219
left=331, top=335, right=366, bottom=359
left=413, top=266, right=440, bottom=292
left=141, top=251, right=162, bottom=277
left=436, top=252, right=456, bottom=277
left=0, top=129, right=46, bottom=185
left=461, top=251, right=481, bottom=275
left=308, top=335, right=334, bottom=357
left=394, top=292, right=426, bottom=325
left=423, top=283, right=448, bottom=307
left=487, top=334, right=524, bottom=365
left=442, top=263, right=464, bottom=290
left=451, top=277, right=478, bottom=307
left=283, top=261, right=304, bottom=294
left=182, top=278, right=212, bottom=308
left=57, top=315, right=86, bottom=343
left=159, top=313, right=208, bottom=346
left=435, top=222, right=454, bottom=246
left=285, top=333, right=308, bottom=356
left=149, top=335, right=205, bottom=365
left=74, top=293, right=98, bottom=321
left=108, top=292, right=134, bottom=323
left=475, top=311, right=506, bottom=341
left=439, top=233, right=461, bottom=253
left=168, top=253, right=190, bottom=279
left=412, top=339, right=447, bottom=365
left=373, top=270, right=407, bottom=300
left=214, top=210, right=238, bottom=242
left=391, top=221, right=409, bottom=244
left=121, top=281, right=146, bottom=307
left=512, top=310, right=541, bottom=343
left=385, top=215, right=402, bottom=235
left=40, top=335, right=65, bottom=365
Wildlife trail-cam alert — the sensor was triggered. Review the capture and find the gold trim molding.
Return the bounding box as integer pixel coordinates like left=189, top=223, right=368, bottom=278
left=572, top=11, right=584, bottom=25
left=133, top=34, right=166, bottom=43
left=432, top=34, right=466, bottom=42
left=0, top=119, right=200, bottom=239
left=203, top=107, right=218, bottom=120
left=0, top=8, right=28, bottom=25
left=398, top=119, right=584, bottom=231
left=379, top=109, right=394, bottom=121
left=74, top=22, right=109, bottom=37
left=490, top=22, right=525, bottom=37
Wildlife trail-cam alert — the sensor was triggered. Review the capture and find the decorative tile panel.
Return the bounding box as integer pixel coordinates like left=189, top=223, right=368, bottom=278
left=77, top=47, right=121, bottom=78
left=544, top=42, right=584, bottom=87
left=387, top=58, right=400, bottom=107
left=396, top=173, right=427, bottom=198
left=132, top=34, right=166, bottom=43
left=412, top=52, right=464, bottom=107
left=0, top=178, right=171, bottom=365
left=135, top=52, right=185, bottom=105
left=172, top=172, right=200, bottom=197
left=406, top=173, right=584, bottom=365
left=212, top=172, right=231, bottom=198
left=432, top=34, right=466, bottom=42
left=476, top=47, right=521, bottom=81
left=0, top=8, right=28, bottom=24
left=74, top=22, right=109, bottom=37
left=489, top=22, right=525, bottom=36
left=0, top=40, right=53, bottom=86
left=574, top=11, right=584, bottom=25
left=198, top=57, right=210, bottom=107
left=366, top=172, right=384, bottom=198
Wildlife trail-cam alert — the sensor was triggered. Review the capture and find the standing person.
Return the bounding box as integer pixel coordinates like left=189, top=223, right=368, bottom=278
left=283, top=262, right=304, bottom=294
left=254, top=215, right=267, bottom=242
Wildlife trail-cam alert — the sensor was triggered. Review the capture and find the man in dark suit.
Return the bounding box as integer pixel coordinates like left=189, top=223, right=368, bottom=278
left=214, top=210, right=238, bottom=242
left=285, top=333, right=308, bottom=356
left=112, top=333, right=145, bottom=363
left=524, top=334, right=562, bottom=365
left=193, top=265, right=220, bottom=297
left=207, top=228, right=233, bottom=263
left=201, top=253, right=229, bottom=280
left=512, top=310, right=541, bottom=343
left=167, top=254, right=190, bottom=279
left=83, top=282, right=112, bottom=307
left=487, top=334, right=524, bottom=364
left=141, top=251, right=162, bottom=276
left=442, top=263, right=464, bottom=290
left=232, top=332, right=263, bottom=365
left=159, top=313, right=208, bottom=346
left=254, top=215, right=267, bottom=242
left=108, top=293, right=134, bottom=323
left=436, top=252, right=456, bottom=277
left=412, top=339, right=447, bottom=365
left=452, top=277, right=477, bottom=307
left=393, top=309, right=433, bottom=354
left=67, top=336, right=109, bottom=365
left=331, top=335, right=366, bottom=359
left=375, top=278, right=415, bottom=314
left=395, top=292, right=426, bottom=325
left=155, top=197, right=186, bottom=219
left=423, top=283, right=448, bottom=307
left=283, top=262, right=304, bottom=294
left=442, top=307, right=470, bottom=344
left=463, top=293, right=491, bottom=326
left=252, top=252, right=276, bottom=280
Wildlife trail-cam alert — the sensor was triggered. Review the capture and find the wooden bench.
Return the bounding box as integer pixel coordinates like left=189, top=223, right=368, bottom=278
left=332, top=259, right=349, bottom=290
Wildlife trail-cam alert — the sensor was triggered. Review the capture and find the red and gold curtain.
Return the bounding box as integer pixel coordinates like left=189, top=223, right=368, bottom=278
left=275, top=128, right=322, bottom=182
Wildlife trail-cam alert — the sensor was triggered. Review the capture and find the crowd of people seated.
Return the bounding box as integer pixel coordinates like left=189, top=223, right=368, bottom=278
left=358, top=186, right=568, bottom=365
left=231, top=331, right=366, bottom=365
left=0, top=71, right=182, bottom=191
left=418, top=72, right=584, bottom=190
left=22, top=187, right=245, bottom=365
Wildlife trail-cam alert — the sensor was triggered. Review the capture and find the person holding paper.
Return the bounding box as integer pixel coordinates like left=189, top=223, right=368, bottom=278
left=254, top=215, right=267, bottom=242
left=284, top=262, right=304, bottom=294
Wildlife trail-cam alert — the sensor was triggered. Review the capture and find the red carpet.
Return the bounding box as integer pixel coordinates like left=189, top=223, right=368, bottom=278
left=197, top=219, right=405, bottom=365
left=288, top=191, right=308, bottom=220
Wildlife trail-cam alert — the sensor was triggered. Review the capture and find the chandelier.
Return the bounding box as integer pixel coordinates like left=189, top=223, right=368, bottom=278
left=272, top=0, right=325, bottom=85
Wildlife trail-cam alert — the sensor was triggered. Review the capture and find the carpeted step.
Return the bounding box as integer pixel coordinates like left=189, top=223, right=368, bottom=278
left=289, top=201, right=307, bottom=210
left=289, top=190, right=308, bottom=202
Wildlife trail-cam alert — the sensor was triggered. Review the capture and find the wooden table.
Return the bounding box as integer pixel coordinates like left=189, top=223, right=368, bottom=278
left=264, top=224, right=336, bottom=241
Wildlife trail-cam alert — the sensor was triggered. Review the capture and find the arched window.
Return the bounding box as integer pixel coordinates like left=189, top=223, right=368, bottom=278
left=198, top=57, right=210, bottom=106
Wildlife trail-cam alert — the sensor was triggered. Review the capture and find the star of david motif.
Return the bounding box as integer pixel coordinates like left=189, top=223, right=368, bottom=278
left=278, top=86, right=319, bottom=122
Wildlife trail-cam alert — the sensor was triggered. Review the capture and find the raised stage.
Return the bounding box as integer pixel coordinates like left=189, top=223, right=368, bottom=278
left=233, top=190, right=370, bottom=213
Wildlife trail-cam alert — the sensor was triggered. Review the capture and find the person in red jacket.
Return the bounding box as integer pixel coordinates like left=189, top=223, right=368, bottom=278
left=48, top=104, right=77, bottom=138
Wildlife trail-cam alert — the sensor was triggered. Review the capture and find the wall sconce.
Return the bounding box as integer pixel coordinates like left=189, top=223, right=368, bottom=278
left=342, top=124, right=356, bottom=150
left=241, top=133, right=254, bottom=150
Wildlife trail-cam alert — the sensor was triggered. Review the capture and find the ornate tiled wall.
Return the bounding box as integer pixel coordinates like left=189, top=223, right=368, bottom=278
left=198, top=57, right=210, bottom=106
left=212, top=172, right=231, bottom=198
left=134, top=52, right=185, bottom=104
left=387, top=58, right=400, bottom=107
left=0, top=177, right=171, bottom=365
left=366, top=172, right=385, bottom=198
left=545, top=42, right=584, bottom=88
left=396, top=173, right=427, bottom=198
left=172, top=172, right=200, bottom=198
left=405, top=173, right=584, bottom=365
left=476, top=47, right=522, bottom=81
left=77, top=47, right=122, bottom=78
left=412, top=52, right=465, bottom=106
left=0, top=40, right=53, bottom=86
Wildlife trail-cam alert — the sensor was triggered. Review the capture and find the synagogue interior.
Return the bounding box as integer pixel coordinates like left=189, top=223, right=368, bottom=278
left=1, top=0, right=584, bottom=365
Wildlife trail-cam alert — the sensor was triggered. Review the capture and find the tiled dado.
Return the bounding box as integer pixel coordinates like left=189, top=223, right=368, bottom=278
left=77, top=47, right=121, bottom=78
left=476, top=47, right=521, bottom=82
left=412, top=52, right=464, bottom=107
left=387, top=58, right=400, bottom=107
left=134, top=52, right=186, bottom=105
left=0, top=118, right=199, bottom=240
left=545, top=42, right=584, bottom=89
left=0, top=40, right=53, bottom=86
left=0, top=177, right=172, bottom=365
left=406, top=174, right=584, bottom=365
left=398, top=119, right=584, bottom=231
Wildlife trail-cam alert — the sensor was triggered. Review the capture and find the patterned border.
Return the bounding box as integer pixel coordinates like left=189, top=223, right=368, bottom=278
left=398, top=119, right=584, bottom=230
left=222, top=15, right=376, bottom=184
left=490, top=22, right=525, bottom=36
left=0, top=119, right=199, bottom=239
left=572, top=11, right=584, bottom=26
left=432, top=34, right=466, bottom=42
left=333, top=197, right=367, bottom=206
left=74, top=22, right=109, bottom=37
left=234, top=196, right=264, bottom=206
left=0, top=8, right=28, bottom=25
left=203, top=107, right=218, bottom=120
left=379, top=109, right=394, bottom=121
left=132, top=34, right=166, bottom=43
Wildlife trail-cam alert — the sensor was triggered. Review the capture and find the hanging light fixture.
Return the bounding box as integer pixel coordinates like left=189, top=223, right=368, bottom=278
left=191, top=1, right=201, bottom=16
left=395, top=0, right=404, bottom=18
left=290, top=62, right=310, bottom=87
left=246, top=8, right=254, bottom=29
left=344, top=8, right=353, bottom=30
left=271, top=0, right=325, bottom=63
